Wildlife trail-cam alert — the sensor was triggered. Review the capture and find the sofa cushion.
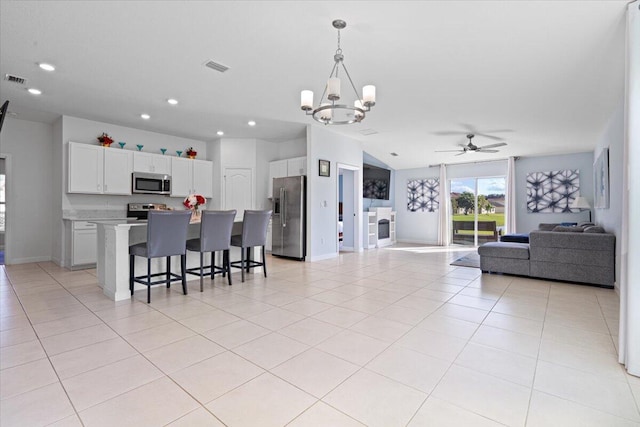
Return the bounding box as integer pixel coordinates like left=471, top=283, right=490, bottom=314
left=538, top=223, right=559, bottom=231
left=552, top=225, right=585, bottom=232
left=584, top=226, right=605, bottom=233
left=500, top=234, right=530, bottom=243
left=478, top=242, right=530, bottom=260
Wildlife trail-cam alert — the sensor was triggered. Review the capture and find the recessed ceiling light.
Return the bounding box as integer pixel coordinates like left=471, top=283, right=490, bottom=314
left=27, top=88, right=42, bottom=95
left=140, top=113, right=150, bottom=120
left=167, top=98, right=178, bottom=105
left=217, top=131, right=224, bottom=136
left=247, top=120, right=256, bottom=126
left=38, top=63, right=55, bottom=71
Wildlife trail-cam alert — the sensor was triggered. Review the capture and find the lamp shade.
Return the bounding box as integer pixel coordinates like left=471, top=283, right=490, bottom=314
left=571, top=196, right=591, bottom=209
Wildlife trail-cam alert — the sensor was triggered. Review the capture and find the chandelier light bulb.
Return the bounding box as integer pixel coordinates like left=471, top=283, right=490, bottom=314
left=327, top=78, right=341, bottom=101
left=354, top=100, right=364, bottom=119
left=301, top=90, right=313, bottom=111
left=363, top=85, right=376, bottom=106
left=319, top=103, right=332, bottom=121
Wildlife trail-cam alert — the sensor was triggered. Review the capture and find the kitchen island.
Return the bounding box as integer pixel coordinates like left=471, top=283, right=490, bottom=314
left=91, top=219, right=247, bottom=301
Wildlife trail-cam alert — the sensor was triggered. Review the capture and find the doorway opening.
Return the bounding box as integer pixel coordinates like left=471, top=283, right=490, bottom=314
left=450, top=176, right=505, bottom=246
left=337, top=164, right=360, bottom=253
left=0, top=158, right=5, bottom=265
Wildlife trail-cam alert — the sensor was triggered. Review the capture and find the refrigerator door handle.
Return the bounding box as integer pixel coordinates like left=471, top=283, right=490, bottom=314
left=282, top=188, right=287, bottom=227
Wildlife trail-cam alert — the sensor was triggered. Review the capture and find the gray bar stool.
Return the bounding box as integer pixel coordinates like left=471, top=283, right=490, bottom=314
left=230, top=210, right=272, bottom=282
left=186, top=209, right=237, bottom=291
left=129, top=210, right=192, bottom=303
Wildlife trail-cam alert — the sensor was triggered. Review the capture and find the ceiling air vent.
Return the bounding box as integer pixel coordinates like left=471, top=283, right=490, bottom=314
left=359, top=128, right=378, bottom=136
left=4, top=74, right=27, bottom=85
left=204, top=60, right=229, bottom=73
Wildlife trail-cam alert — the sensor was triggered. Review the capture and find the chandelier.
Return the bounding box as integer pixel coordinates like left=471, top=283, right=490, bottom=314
left=300, top=19, right=376, bottom=125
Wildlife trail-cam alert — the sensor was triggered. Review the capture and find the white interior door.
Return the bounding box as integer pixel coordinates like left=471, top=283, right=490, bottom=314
left=337, top=163, right=361, bottom=253
left=224, top=168, right=253, bottom=218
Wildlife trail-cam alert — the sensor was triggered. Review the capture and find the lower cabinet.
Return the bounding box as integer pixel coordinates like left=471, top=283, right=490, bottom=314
left=71, top=222, right=97, bottom=268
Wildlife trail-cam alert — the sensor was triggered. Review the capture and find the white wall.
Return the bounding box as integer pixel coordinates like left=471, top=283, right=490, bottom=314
left=395, top=166, right=440, bottom=244
left=0, top=117, right=54, bottom=264
left=515, top=152, right=594, bottom=233
left=594, top=101, right=624, bottom=286
left=307, top=126, right=363, bottom=261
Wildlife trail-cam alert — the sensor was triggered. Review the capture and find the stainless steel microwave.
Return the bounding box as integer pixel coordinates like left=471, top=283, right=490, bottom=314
left=132, top=172, right=171, bottom=195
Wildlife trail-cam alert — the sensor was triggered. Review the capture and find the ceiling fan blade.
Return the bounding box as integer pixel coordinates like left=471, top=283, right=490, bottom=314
left=479, top=142, right=508, bottom=149
left=455, top=152, right=467, bottom=156
left=482, top=129, right=515, bottom=134
left=435, top=149, right=464, bottom=153
left=474, top=133, right=504, bottom=141
left=433, top=131, right=466, bottom=136
left=477, top=149, right=500, bottom=153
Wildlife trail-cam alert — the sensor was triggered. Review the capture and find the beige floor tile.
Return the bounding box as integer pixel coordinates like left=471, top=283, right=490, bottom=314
left=32, top=312, right=103, bottom=338
left=317, top=329, right=389, bottom=366
left=411, top=288, right=456, bottom=302
left=166, top=407, right=225, bottom=426
left=312, top=306, right=369, bottom=328
left=396, top=328, right=468, bottom=362
left=234, top=332, right=309, bottom=369
left=542, top=323, right=616, bottom=354
left=374, top=304, right=430, bottom=325
left=170, top=350, right=264, bottom=403
left=539, top=338, right=628, bottom=382
left=435, top=302, right=489, bottom=323
left=246, top=307, right=306, bottom=331
left=62, top=354, right=163, bottom=411
left=271, top=348, right=359, bottom=398
left=48, top=414, right=84, bottom=426
left=338, top=296, right=389, bottom=314
left=202, top=319, right=271, bottom=348
left=78, top=377, right=200, bottom=427
left=288, top=401, right=365, bottom=427
left=454, top=342, right=537, bottom=387
left=491, top=299, right=547, bottom=321
left=157, top=299, right=218, bottom=321
left=282, top=298, right=334, bottom=316
left=26, top=304, right=92, bottom=325
left=143, top=335, right=225, bottom=374
left=482, top=311, right=543, bottom=337
left=349, top=315, right=413, bottom=342
left=178, top=309, right=240, bottom=333
left=206, top=373, right=316, bottom=427
left=527, top=390, right=639, bottom=427
left=417, top=314, right=479, bottom=340
left=223, top=300, right=277, bottom=318
left=0, top=339, right=46, bottom=369
left=534, top=360, right=640, bottom=421
left=0, top=313, right=31, bottom=332
left=279, top=317, right=343, bottom=346
left=0, top=382, right=75, bottom=427
left=93, top=301, right=154, bottom=322
left=123, top=321, right=196, bottom=352
left=40, top=323, right=118, bottom=356
left=366, top=345, right=451, bottom=394
left=311, top=290, right=357, bottom=305
left=408, top=397, right=505, bottom=427
left=49, top=337, right=137, bottom=379
left=106, top=310, right=173, bottom=335
left=0, top=325, right=37, bottom=347
left=324, top=369, right=427, bottom=427
left=471, top=324, right=540, bottom=358
left=432, top=365, right=531, bottom=426
left=0, top=358, right=59, bottom=399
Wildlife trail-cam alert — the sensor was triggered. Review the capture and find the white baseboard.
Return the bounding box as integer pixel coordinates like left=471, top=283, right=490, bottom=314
left=397, top=239, right=438, bottom=245
left=308, top=252, right=338, bottom=262
left=6, top=255, right=52, bottom=265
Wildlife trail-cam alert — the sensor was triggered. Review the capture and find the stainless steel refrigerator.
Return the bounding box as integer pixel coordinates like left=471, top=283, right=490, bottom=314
left=272, top=176, right=306, bottom=260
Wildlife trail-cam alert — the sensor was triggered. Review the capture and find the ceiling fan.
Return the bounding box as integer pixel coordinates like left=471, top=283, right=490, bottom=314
left=436, top=134, right=507, bottom=156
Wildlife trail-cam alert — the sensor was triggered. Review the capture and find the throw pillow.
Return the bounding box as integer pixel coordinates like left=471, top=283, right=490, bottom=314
left=578, top=222, right=596, bottom=227
left=553, top=225, right=585, bottom=232
left=584, top=226, right=605, bottom=233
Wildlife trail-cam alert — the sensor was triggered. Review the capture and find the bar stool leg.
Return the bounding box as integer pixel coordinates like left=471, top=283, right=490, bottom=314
left=147, top=259, right=152, bottom=303
left=166, top=256, right=171, bottom=288
left=225, top=250, right=232, bottom=286
left=211, top=252, right=216, bottom=280
left=262, top=246, right=267, bottom=277
left=241, top=247, right=245, bottom=283
left=181, top=254, right=188, bottom=295
left=199, top=252, right=204, bottom=292
left=129, top=255, right=135, bottom=296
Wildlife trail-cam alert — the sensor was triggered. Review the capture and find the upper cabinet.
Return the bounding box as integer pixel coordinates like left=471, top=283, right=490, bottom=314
left=68, top=142, right=132, bottom=195
left=268, top=156, right=306, bottom=198
left=132, top=152, right=171, bottom=175
left=170, top=157, right=213, bottom=198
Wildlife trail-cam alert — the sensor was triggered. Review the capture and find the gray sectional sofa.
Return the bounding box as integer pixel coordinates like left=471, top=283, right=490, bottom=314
left=478, top=224, right=615, bottom=288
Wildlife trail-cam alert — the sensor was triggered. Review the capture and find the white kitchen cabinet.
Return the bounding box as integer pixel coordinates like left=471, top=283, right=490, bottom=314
left=68, top=142, right=132, bottom=195
left=133, top=152, right=171, bottom=175
left=72, top=221, right=97, bottom=267
left=171, top=157, right=213, bottom=198
left=268, top=156, right=306, bottom=198
left=287, top=156, right=307, bottom=176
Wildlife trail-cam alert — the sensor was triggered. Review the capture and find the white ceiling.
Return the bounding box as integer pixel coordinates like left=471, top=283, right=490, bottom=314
left=0, top=1, right=627, bottom=169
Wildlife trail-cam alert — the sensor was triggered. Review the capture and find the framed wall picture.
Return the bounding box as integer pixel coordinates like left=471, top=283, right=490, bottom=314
left=594, top=148, right=610, bottom=209
left=319, top=159, right=330, bottom=177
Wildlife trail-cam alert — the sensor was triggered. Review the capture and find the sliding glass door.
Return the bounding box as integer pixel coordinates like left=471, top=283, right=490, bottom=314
left=450, top=177, right=505, bottom=246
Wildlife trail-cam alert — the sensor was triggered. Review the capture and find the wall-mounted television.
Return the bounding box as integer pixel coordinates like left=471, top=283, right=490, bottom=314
left=363, top=163, right=390, bottom=200
left=0, top=100, right=9, bottom=134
